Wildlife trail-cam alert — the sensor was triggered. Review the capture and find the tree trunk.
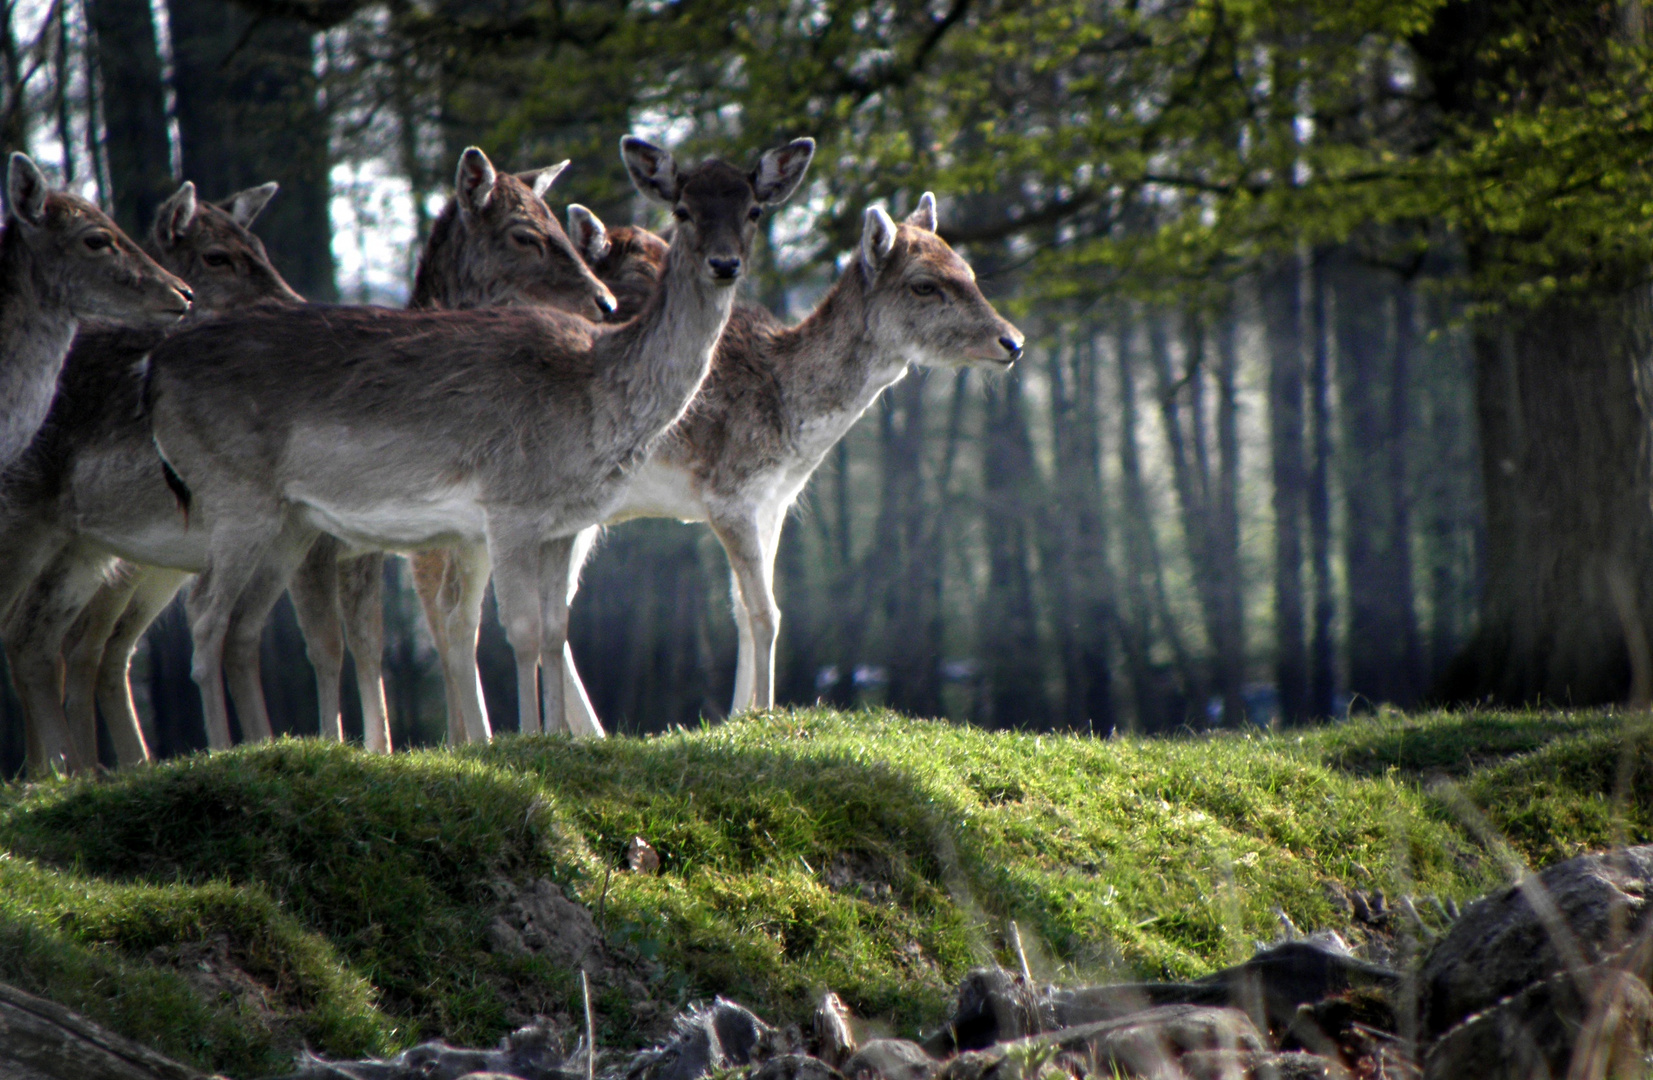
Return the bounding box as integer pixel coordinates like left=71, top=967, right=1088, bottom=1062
left=979, top=372, right=1051, bottom=728
left=167, top=0, right=336, bottom=299
left=1265, top=254, right=1310, bottom=724
left=1212, top=309, right=1246, bottom=725
left=1437, top=286, right=1653, bottom=705
left=881, top=373, right=944, bottom=717
left=0, top=979, right=205, bottom=1080
left=1308, top=250, right=1338, bottom=718
left=84, top=0, right=172, bottom=237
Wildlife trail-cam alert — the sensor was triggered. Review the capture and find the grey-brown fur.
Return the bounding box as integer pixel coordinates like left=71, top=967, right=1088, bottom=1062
left=149, top=135, right=814, bottom=746
left=0, top=153, right=191, bottom=470
left=0, top=182, right=297, bottom=773
left=288, top=148, right=624, bottom=751
left=559, top=195, right=1023, bottom=720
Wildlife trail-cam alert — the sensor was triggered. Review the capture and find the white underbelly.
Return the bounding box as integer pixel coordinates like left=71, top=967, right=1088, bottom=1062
left=295, top=491, right=486, bottom=550
left=604, top=461, right=707, bottom=524
left=82, top=521, right=211, bottom=572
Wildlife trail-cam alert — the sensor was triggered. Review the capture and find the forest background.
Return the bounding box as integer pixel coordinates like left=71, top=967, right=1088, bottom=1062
left=2, top=0, right=1650, bottom=767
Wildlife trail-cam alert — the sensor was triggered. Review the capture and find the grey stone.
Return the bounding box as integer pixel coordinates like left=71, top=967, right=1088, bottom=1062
left=1177, top=1050, right=1340, bottom=1080
left=842, top=1039, right=935, bottom=1080
left=276, top=1017, right=577, bottom=1080
left=1419, top=845, right=1653, bottom=1040
left=1422, top=963, right=1653, bottom=1080
left=625, top=998, right=777, bottom=1080
left=750, top=1055, right=845, bottom=1080
left=937, top=1006, right=1266, bottom=1080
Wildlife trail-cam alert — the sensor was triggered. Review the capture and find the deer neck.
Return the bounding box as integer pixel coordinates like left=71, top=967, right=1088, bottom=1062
left=602, top=238, right=735, bottom=450
left=772, top=269, right=912, bottom=453
left=0, top=223, right=78, bottom=467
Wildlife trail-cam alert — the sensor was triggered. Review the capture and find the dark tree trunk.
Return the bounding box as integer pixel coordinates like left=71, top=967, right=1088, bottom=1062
left=979, top=372, right=1050, bottom=728
left=167, top=0, right=336, bottom=299
left=881, top=373, right=944, bottom=717
left=84, top=0, right=173, bottom=236
left=1332, top=249, right=1422, bottom=709
left=1437, top=287, right=1653, bottom=704
left=1308, top=250, right=1338, bottom=718
left=1043, top=330, right=1117, bottom=732
left=143, top=597, right=206, bottom=757
left=1265, top=254, right=1310, bottom=724
left=1212, top=310, right=1246, bottom=725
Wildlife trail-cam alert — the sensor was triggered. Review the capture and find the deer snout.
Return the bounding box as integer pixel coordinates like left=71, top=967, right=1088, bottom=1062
left=999, top=334, right=1023, bottom=361
left=595, top=287, right=618, bottom=318
left=707, top=256, right=742, bottom=283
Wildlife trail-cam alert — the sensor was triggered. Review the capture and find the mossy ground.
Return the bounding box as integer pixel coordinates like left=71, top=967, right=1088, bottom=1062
left=0, top=706, right=1645, bottom=1077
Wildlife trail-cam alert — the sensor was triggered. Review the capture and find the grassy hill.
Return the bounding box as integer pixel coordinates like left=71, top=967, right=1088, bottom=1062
left=0, top=706, right=1647, bottom=1077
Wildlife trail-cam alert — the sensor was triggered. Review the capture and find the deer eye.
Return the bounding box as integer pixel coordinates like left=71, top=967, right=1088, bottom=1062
left=511, top=230, right=544, bottom=249
left=747, top=206, right=762, bottom=221
left=672, top=206, right=691, bottom=223
left=201, top=251, right=233, bottom=268
left=83, top=233, right=113, bottom=252
left=911, top=282, right=940, bottom=297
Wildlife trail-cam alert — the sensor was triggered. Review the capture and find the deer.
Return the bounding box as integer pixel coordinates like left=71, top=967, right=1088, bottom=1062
left=0, top=152, right=192, bottom=470
left=407, top=214, right=670, bottom=744
left=423, top=193, right=1024, bottom=739
left=142, top=135, right=815, bottom=750
left=285, top=148, right=621, bottom=753
left=0, top=148, right=615, bottom=772
left=0, top=180, right=301, bottom=773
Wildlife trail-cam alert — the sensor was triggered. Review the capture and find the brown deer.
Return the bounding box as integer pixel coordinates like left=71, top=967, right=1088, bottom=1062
left=0, top=181, right=300, bottom=773
left=144, top=135, right=814, bottom=748
left=285, top=149, right=620, bottom=752
left=408, top=213, right=669, bottom=743
left=425, top=194, right=1023, bottom=738
left=0, top=153, right=192, bottom=470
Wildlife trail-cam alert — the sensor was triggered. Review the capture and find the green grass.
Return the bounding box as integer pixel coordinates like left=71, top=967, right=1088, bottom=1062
left=0, top=706, right=1647, bottom=1077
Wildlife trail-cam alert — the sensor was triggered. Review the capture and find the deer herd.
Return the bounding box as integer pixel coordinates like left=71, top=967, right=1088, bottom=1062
left=0, top=131, right=1024, bottom=775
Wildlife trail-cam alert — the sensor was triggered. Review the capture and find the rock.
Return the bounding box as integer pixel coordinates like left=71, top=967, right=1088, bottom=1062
left=1419, top=844, right=1653, bottom=1040
left=813, top=992, right=857, bottom=1068
left=842, top=1039, right=936, bottom=1080
left=751, top=1055, right=846, bottom=1080
left=490, top=879, right=607, bottom=974
left=1049, top=941, right=1398, bottom=1038
left=625, top=998, right=777, bottom=1080
left=924, top=968, right=1045, bottom=1054
left=1421, top=963, right=1653, bottom=1080
left=937, top=1006, right=1266, bottom=1080
left=276, top=1017, right=578, bottom=1080
left=1177, top=1050, right=1339, bottom=1080
left=0, top=979, right=206, bottom=1080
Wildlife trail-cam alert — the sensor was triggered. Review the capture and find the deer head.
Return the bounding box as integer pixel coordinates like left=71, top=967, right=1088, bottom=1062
left=5, top=153, right=191, bottom=324
left=412, top=147, right=616, bottom=319
left=567, top=205, right=669, bottom=322
left=150, top=181, right=304, bottom=310
left=859, top=193, right=1023, bottom=368
left=620, top=136, right=815, bottom=287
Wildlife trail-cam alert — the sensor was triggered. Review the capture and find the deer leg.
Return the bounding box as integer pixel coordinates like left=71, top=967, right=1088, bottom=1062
left=712, top=512, right=782, bottom=713
left=729, top=571, right=757, bottom=715
left=489, top=528, right=547, bottom=737
left=4, top=544, right=113, bottom=773
left=414, top=547, right=492, bottom=746
left=0, top=518, right=68, bottom=629
left=536, top=536, right=576, bottom=736
left=288, top=537, right=346, bottom=741
left=560, top=526, right=604, bottom=738
left=223, top=532, right=319, bottom=744
left=339, top=553, right=389, bottom=753
left=95, top=568, right=188, bottom=767
left=187, top=515, right=305, bottom=750
left=62, top=567, right=143, bottom=770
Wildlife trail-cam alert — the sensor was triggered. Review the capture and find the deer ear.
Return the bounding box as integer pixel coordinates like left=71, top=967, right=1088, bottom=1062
left=456, top=147, right=498, bottom=218
left=227, top=182, right=278, bottom=228
left=154, top=181, right=199, bottom=246
left=861, top=205, right=897, bottom=275
left=566, top=204, right=610, bottom=264
left=905, top=192, right=937, bottom=233
left=518, top=160, right=569, bottom=200
left=752, top=137, right=815, bottom=206
left=7, top=153, right=49, bottom=227
left=621, top=136, right=678, bottom=205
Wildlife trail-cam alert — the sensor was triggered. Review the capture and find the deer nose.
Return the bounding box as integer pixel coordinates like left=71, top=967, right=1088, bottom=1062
left=1000, top=334, right=1023, bottom=360
left=595, top=290, right=616, bottom=316
left=707, top=256, right=741, bottom=281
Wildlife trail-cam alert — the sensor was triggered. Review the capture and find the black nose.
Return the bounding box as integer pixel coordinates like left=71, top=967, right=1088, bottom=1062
left=1000, top=335, right=1023, bottom=360
left=596, top=292, right=616, bottom=315
left=178, top=284, right=195, bottom=303
left=708, top=257, right=741, bottom=280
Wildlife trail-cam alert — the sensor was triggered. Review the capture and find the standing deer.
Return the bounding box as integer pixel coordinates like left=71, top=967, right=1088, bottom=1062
left=0, top=152, right=192, bottom=469
left=144, top=135, right=814, bottom=748
left=408, top=214, right=669, bottom=744
left=0, top=181, right=300, bottom=773
left=286, top=148, right=619, bottom=753
left=426, top=194, right=1023, bottom=737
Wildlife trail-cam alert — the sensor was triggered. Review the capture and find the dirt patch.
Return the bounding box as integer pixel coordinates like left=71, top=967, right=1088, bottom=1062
left=145, top=931, right=294, bottom=1035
